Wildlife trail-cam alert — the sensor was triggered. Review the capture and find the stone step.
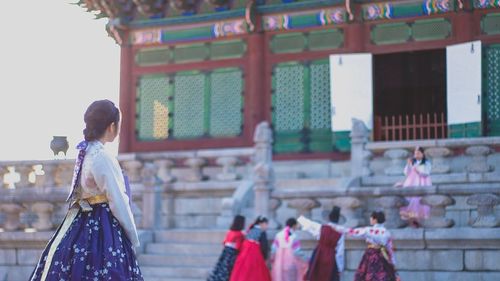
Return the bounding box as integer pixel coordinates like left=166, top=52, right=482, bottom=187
left=139, top=253, right=219, bottom=267
left=141, top=266, right=210, bottom=279
left=155, top=230, right=226, bottom=243
left=146, top=242, right=222, bottom=255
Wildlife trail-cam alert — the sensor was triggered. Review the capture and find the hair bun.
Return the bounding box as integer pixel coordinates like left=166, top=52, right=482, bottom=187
left=83, top=100, right=120, bottom=142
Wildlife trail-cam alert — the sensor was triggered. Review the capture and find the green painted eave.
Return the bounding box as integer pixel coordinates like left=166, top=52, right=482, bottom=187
left=129, top=9, right=247, bottom=29
left=257, top=0, right=345, bottom=15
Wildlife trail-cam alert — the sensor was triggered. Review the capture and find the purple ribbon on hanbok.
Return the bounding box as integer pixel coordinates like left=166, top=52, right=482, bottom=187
left=123, top=172, right=132, bottom=207
left=66, top=140, right=89, bottom=203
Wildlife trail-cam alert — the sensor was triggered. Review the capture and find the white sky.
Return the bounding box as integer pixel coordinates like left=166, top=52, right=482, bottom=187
left=0, top=1, right=120, bottom=160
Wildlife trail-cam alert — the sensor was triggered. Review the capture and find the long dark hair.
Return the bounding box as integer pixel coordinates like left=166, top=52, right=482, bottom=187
left=83, top=100, right=120, bottom=141
left=371, top=211, right=386, bottom=224
left=285, top=218, right=297, bottom=228
left=230, top=215, right=245, bottom=231
left=411, top=146, right=427, bottom=165
left=249, top=215, right=268, bottom=229
left=329, top=206, right=341, bottom=223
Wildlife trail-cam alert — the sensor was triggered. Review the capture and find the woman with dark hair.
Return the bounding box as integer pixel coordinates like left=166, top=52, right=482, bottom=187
left=299, top=206, right=346, bottom=281
left=30, top=100, right=143, bottom=281
left=271, top=218, right=308, bottom=281
left=229, top=216, right=271, bottom=281
left=349, top=211, right=399, bottom=281
left=397, top=146, right=432, bottom=227
left=208, top=215, right=246, bottom=281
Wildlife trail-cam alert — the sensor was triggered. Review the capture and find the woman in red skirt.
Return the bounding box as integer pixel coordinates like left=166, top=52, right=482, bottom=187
left=229, top=216, right=271, bottom=281
left=349, top=211, right=399, bottom=281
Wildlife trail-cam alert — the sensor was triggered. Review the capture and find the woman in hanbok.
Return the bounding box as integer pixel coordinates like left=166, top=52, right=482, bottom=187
left=397, top=146, right=432, bottom=227
left=299, top=206, right=345, bottom=281
left=349, top=211, right=398, bottom=281
left=229, top=216, right=271, bottom=281
left=30, top=100, right=143, bottom=281
left=208, top=215, right=246, bottom=281
left=270, top=218, right=308, bottom=281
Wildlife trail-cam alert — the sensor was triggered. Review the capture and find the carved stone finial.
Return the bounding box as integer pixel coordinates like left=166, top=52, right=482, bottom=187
left=141, top=162, right=158, bottom=187
left=421, top=195, right=455, bottom=228
left=426, top=147, right=452, bottom=174
left=375, top=196, right=408, bottom=229
left=184, top=157, right=207, bottom=182
left=350, top=118, right=370, bottom=139
left=465, top=146, right=493, bottom=173
left=287, top=198, right=320, bottom=217
left=216, top=157, right=240, bottom=181
left=384, top=149, right=410, bottom=176
left=254, top=121, right=272, bottom=144
left=467, top=193, right=499, bottom=228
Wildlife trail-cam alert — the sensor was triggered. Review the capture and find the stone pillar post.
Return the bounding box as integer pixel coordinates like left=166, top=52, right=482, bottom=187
left=253, top=122, right=277, bottom=228
left=467, top=193, right=499, bottom=228
left=122, top=160, right=143, bottom=183
left=254, top=163, right=274, bottom=226
left=330, top=197, right=364, bottom=227
left=465, top=146, right=493, bottom=173
left=43, top=162, right=57, bottom=188
left=31, top=202, right=54, bottom=230
left=163, top=184, right=175, bottom=229
left=0, top=203, right=25, bottom=231
left=154, top=159, right=176, bottom=184
left=350, top=118, right=373, bottom=177
left=16, top=164, right=34, bottom=188
left=216, top=157, right=240, bottom=181
left=287, top=198, right=320, bottom=218
left=421, top=195, right=455, bottom=228
left=375, top=196, right=408, bottom=228
left=384, top=149, right=410, bottom=176
left=426, top=147, right=451, bottom=174
left=140, top=162, right=161, bottom=229
left=55, top=163, right=73, bottom=188
left=184, top=158, right=206, bottom=182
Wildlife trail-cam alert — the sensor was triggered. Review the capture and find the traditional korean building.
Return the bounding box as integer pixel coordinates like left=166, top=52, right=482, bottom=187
left=78, top=0, right=500, bottom=159
left=0, top=2, right=499, bottom=281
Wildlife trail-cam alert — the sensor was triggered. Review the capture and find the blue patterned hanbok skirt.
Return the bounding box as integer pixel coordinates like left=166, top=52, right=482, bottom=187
left=207, top=246, right=238, bottom=281
left=30, top=203, right=143, bottom=281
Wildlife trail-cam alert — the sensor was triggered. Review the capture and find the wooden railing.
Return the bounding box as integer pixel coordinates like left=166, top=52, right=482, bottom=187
left=374, top=113, right=447, bottom=141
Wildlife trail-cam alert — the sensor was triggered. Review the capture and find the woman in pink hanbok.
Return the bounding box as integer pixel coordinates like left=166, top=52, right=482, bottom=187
left=397, top=146, right=432, bottom=227
left=271, top=218, right=308, bottom=281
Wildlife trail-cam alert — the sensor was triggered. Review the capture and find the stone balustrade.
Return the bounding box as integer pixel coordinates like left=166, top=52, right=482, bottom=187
left=359, top=136, right=500, bottom=177
left=0, top=146, right=255, bottom=232
left=272, top=183, right=500, bottom=230
left=0, top=160, right=73, bottom=232
left=118, top=147, right=255, bottom=185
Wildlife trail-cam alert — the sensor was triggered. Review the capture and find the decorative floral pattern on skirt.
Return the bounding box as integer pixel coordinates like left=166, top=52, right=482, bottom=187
left=208, top=246, right=238, bottom=281
left=30, top=203, right=143, bottom=281
left=354, top=248, right=396, bottom=281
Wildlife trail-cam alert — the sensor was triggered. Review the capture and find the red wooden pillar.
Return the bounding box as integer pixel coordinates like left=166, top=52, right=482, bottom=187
left=118, top=30, right=133, bottom=153
left=345, top=22, right=365, bottom=52
left=453, top=10, right=475, bottom=43
left=244, top=30, right=266, bottom=141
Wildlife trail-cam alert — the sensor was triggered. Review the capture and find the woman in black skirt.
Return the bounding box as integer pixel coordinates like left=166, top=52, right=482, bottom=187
left=208, top=215, right=246, bottom=281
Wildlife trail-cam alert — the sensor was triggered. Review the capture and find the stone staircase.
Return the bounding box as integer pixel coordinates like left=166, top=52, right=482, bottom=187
left=138, top=229, right=226, bottom=281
